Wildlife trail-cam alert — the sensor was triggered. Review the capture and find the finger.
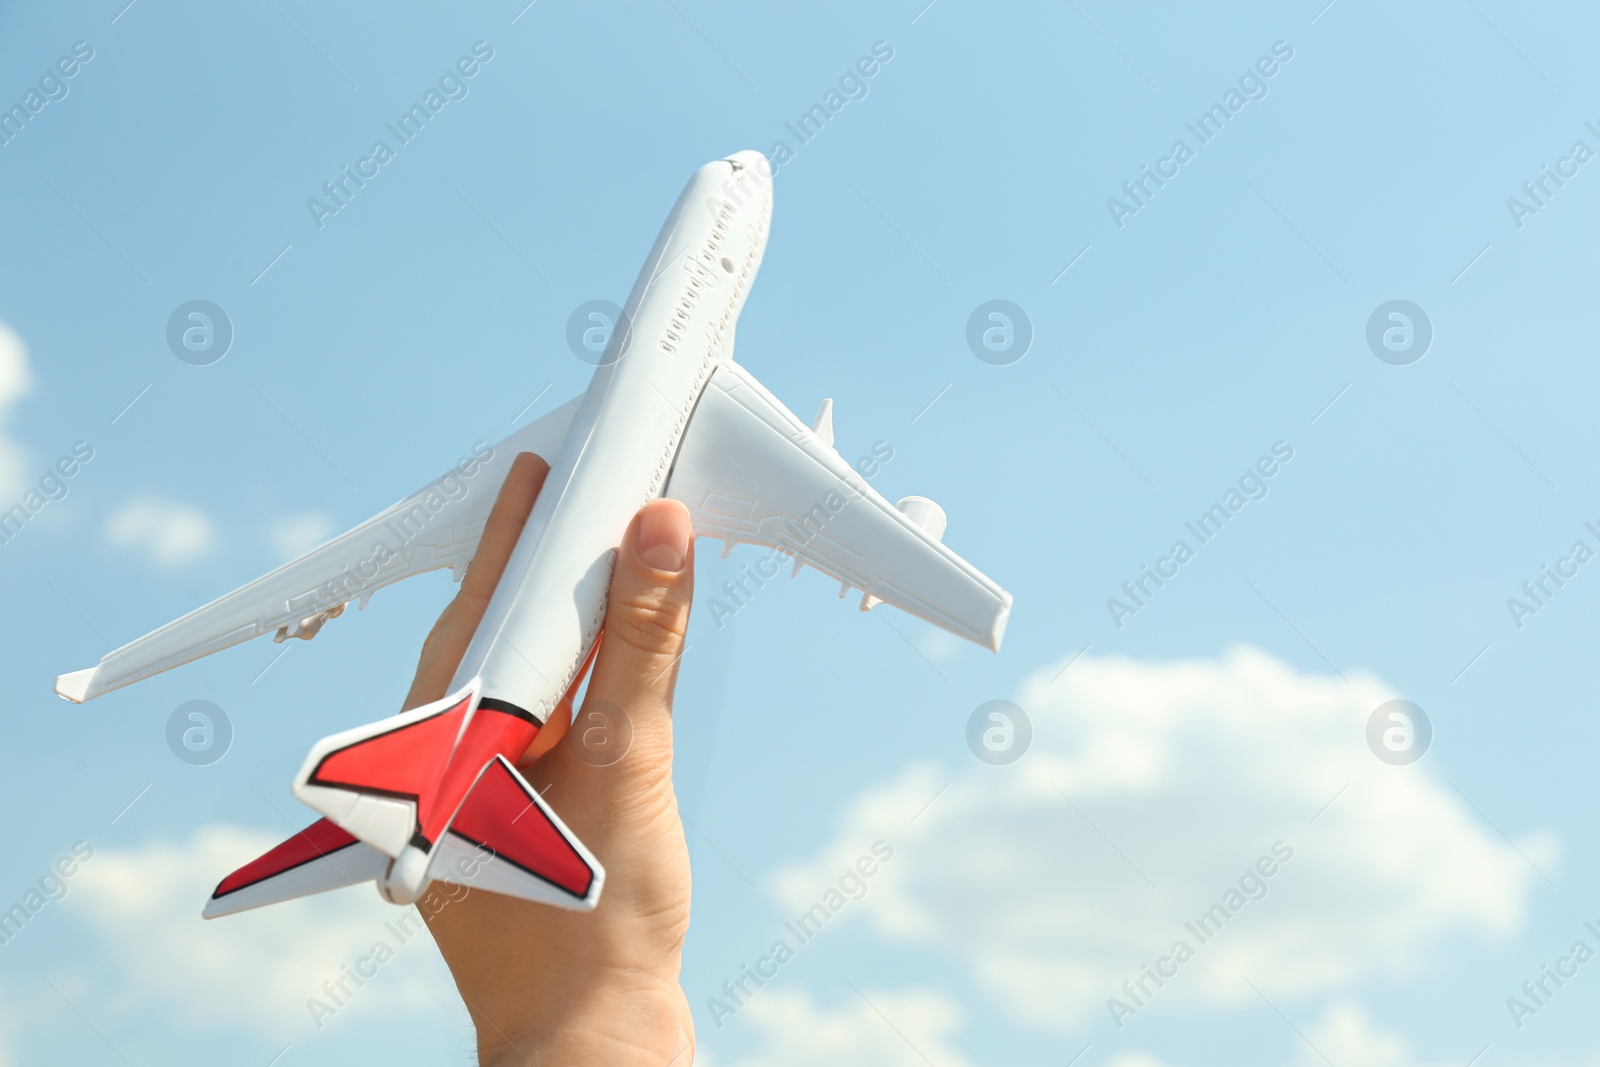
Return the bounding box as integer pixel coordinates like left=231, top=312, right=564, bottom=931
left=459, top=452, right=550, bottom=607
left=403, top=452, right=550, bottom=710
left=577, top=499, right=694, bottom=762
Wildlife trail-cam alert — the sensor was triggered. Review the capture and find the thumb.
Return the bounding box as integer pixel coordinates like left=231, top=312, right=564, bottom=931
left=580, top=499, right=695, bottom=757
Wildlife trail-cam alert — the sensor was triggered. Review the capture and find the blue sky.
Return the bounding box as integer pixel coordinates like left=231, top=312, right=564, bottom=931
left=3, top=0, right=1600, bottom=1064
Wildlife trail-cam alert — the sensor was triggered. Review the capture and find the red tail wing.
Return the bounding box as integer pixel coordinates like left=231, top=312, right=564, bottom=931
left=203, top=818, right=388, bottom=919
left=308, top=692, right=472, bottom=801
left=441, top=757, right=600, bottom=905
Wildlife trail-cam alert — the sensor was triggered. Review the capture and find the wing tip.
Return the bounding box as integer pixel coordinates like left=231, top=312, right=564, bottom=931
left=202, top=874, right=253, bottom=920
left=54, top=668, right=97, bottom=703
left=988, top=590, right=1014, bottom=653
left=574, top=863, right=605, bottom=911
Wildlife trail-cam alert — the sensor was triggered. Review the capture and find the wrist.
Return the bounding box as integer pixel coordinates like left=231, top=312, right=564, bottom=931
left=475, top=970, right=693, bottom=1066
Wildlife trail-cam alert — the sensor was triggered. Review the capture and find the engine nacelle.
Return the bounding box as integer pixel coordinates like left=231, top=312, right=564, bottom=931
left=896, top=496, right=947, bottom=542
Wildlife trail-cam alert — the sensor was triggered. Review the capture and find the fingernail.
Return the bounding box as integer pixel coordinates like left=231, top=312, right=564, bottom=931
left=635, top=502, right=690, bottom=573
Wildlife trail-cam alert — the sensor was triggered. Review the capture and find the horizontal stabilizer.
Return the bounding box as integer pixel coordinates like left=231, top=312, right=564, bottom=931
left=294, top=684, right=478, bottom=857
left=203, top=819, right=388, bottom=919
left=433, top=756, right=602, bottom=910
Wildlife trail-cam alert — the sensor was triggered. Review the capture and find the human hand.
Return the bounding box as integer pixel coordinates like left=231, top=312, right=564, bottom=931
left=408, top=452, right=698, bottom=1065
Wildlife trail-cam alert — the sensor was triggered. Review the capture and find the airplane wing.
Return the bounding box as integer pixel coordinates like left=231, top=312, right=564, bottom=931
left=55, top=398, right=580, bottom=704
left=202, top=818, right=389, bottom=919
left=664, top=362, right=1012, bottom=649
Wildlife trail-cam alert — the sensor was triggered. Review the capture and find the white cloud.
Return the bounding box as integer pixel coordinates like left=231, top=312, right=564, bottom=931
left=1103, top=1055, right=1183, bottom=1067
left=57, top=825, right=454, bottom=1037
left=105, top=496, right=217, bottom=566
left=709, top=989, right=1581, bottom=1067
left=1103, top=1002, right=1457, bottom=1067
left=1070, top=1003, right=1455, bottom=1067
left=915, top=626, right=963, bottom=663
left=0, top=321, right=33, bottom=501
left=771, top=645, right=1555, bottom=1032
left=271, top=511, right=334, bottom=560
left=704, top=987, right=977, bottom=1067
left=0, top=980, right=19, bottom=1067
left=1290, top=1002, right=1453, bottom=1067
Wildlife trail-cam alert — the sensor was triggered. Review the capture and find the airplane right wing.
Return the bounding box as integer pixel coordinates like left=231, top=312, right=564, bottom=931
left=56, top=398, right=580, bottom=704
left=664, top=361, right=1012, bottom=650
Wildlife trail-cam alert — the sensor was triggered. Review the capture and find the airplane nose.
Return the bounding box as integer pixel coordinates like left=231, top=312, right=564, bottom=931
left=724, top=149, right=771, bottom=178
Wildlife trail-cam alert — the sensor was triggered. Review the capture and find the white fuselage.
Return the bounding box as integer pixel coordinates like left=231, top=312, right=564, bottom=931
left=451, top=152, right=773, bottom=719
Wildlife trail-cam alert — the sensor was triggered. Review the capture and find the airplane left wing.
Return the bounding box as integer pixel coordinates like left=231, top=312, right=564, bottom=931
left=56, top=398, right=579, bottom=704
left=664, top=362, right=1012, bottom=650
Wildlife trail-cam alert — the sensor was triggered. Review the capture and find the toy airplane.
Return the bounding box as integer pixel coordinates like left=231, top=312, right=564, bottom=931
left=55, top=151, right=1012, bottom=918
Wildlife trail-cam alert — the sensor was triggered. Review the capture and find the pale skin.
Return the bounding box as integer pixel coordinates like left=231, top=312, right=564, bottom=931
left=408, top=452, right=698, bottom=1065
